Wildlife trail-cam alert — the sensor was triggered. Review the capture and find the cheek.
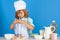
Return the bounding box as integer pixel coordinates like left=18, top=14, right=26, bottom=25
left=18, top=14, right=20, bottom=16
left=21, top=13, right=24, bottom=16
left=17, top=14, right=21, bottom=17
left=18, top=13, right=24, bottom=17
left=18, top=14, right=24, bottom=17
left=23, top=14, right=24, bottom=16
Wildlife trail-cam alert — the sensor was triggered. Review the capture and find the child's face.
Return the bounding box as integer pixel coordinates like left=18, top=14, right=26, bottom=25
left=18, top=11, right=24, bottom=18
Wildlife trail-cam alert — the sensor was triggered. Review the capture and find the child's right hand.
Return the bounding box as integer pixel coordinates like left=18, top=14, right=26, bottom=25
left=10, top=19, right=19, bottom=30
left=13, top=19, right=19, bottom=24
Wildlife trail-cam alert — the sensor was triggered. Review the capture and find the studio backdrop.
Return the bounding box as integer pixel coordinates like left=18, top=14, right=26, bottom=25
left=0, top=0, right=60, bottom=37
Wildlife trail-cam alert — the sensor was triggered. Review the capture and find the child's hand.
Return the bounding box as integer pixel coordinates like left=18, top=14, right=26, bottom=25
left=13, top=20, right=25, bottom=24
left=19, top=20, right=25, bottom=24
left=13, top=20, right=19, bottom=24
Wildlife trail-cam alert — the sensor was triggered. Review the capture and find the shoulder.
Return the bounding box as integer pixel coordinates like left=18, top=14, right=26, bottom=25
left=27, top=17, right=34, bottom=26
left=28, top=17, right=33, bottom=21
left=27, top=17, right=33, bottom=22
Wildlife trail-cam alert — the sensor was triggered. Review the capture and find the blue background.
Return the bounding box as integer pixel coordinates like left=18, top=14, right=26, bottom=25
left=0, top=0, right=60, bottom=37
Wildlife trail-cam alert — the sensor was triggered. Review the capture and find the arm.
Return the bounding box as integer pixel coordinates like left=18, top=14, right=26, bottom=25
left=23, top=21, right=34, bottom=30
left=10, top=22, right=15, bottom=30
left=10, top=19, right=19, bottom=30
left=19, top=18, right=34, bottom=30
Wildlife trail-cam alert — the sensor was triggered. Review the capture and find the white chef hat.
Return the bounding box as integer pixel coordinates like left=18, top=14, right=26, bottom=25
left=14, top=0, right=26, bottom=11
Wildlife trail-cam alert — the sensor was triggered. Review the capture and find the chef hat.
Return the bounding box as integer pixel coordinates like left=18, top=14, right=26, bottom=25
left=14, top=0, right=26, bottom=11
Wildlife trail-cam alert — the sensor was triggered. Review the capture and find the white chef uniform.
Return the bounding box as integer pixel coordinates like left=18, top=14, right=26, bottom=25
left=14, top=17, right=34, bottom=38
left=14, top=0, right=34, bottom=38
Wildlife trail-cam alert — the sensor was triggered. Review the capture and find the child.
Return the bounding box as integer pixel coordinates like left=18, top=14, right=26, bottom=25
left=10, top=9, right=34, bottom=40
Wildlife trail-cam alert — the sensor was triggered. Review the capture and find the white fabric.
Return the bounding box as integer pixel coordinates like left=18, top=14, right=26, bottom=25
left=14, top=17, right=34, bottom=38
left=14, top=0, right=26, bottom=11
left=14, top=18, right=29, bottom=38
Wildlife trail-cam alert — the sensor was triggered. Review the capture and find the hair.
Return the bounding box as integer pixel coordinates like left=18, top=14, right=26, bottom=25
left=15, top=9, right=28, bottom=19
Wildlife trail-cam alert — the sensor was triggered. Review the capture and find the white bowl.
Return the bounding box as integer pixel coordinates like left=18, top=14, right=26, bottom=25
left=4, top=34, right=14, bottom=40
left=34, top=35, right=43, bottom=40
